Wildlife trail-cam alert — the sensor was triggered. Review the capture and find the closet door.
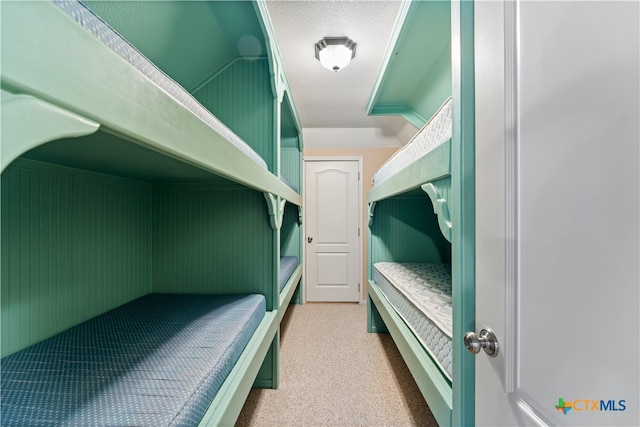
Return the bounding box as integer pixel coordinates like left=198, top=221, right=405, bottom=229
left=474, top=1, right=639, bottom=425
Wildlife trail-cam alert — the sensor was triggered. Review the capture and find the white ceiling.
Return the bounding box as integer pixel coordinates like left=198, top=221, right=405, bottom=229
left=265, top=1, right=415, bottom=147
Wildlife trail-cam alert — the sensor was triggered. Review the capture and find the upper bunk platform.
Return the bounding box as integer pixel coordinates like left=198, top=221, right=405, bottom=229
left=368, top=93, right=452, bottom=204
left=17, top=128, right=247, bottom=188
left=366, top=0, right=451, bottom=129
left=368, top=139, right=450, bottom=204
left=365, top=0, right=453, bottom=241
left=1, top=0, right=302, bottom=204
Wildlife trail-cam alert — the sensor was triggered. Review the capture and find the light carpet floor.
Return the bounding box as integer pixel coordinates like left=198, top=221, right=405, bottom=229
left=236, top=302, right=439, bottom=427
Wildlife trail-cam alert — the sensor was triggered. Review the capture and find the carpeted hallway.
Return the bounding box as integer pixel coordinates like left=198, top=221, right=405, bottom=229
left=236, top=303, right=438, bottom=426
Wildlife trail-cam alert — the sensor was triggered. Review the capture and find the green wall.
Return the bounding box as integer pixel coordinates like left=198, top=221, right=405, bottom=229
left=152, top=184, right=275, bottom=308
left=409, top=41, right=453, bottom=126
left=369, top=192, right=451, bottom=270
left=1, top=160, right=153, bottom=356
left=280, top=146, right=301, bottom=191
left=280, top=202, right=301, bottom=259
left=1, top=161, right=277, bottom=357
left=193, top=58, right=276, bottom=172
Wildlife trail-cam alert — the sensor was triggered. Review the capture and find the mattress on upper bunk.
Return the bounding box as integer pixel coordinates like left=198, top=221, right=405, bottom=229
left=1, top=293, right=266, bottom=426
left=373, top=262, right=453, bottom=381
left=53, top=0, right=267, bottom=170
left=280, top=256, right=299, bottom=292
left=374, top=97, right=453, bottom=186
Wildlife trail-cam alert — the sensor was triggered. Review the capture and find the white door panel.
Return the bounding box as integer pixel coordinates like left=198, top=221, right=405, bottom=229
left=305, top=160, right=360, bottom=302
left=475, top=1, right=639, bottom=426
left=317, top=170, right=349, bottom=243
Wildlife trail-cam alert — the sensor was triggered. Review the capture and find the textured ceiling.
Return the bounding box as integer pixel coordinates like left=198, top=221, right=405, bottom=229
left=265, top=1, right=410, bottom=139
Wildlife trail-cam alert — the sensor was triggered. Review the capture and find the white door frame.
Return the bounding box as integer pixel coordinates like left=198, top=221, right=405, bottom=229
left=303, top=156, right=363, bottom=303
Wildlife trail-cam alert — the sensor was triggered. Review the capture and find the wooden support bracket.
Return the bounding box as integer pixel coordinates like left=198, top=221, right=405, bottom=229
left=421, top=183, right=452, bottom=242
left=368, top=202, right=377, bottom=227
left=264, top=192, right=286, bottom=229
left=1, top=91, right=100, bottom=172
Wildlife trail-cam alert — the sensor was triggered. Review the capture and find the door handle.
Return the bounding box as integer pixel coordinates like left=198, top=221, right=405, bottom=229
left=463, top=327, right=499, bottom=357
left=307, top=236, right=313, bottom=243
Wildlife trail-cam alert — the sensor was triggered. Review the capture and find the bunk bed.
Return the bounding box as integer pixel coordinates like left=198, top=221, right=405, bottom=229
left=367, top=106, right=454, bottom=425
left=365, top=1, right=474, bottom=425
left=1, top=0, right=302, bottom=424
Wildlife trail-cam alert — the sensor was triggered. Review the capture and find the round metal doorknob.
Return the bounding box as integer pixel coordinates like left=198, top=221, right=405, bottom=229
left=307, top=236, right=313, bottom=243
left=464, top=327, right=499, bottom=357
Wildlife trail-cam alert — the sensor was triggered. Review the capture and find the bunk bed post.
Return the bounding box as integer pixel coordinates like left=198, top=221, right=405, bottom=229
left=451, top=0, right=476, bottom=425
left=366, top=298, right=388, bottom=334
left=253, top=333, right=280, bottom=390
left=366, top=208, right=387, bottom=334
left=255, top=191, right=281, bottom=390
left=293, top=204, right=304, bottom=305
left=255, top=197, right=281, bottom=390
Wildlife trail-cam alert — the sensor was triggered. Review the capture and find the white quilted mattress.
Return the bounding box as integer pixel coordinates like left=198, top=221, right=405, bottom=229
left=373, top=262, right=452, bottom=381
left=374, top=97, right=452, bottom=186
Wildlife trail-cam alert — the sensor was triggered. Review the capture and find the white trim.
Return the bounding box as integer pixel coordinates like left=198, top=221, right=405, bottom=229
left=303, top=156, right=363, bottom=302
left=504, top=0, right=519, bottom=395
left=303, top=155, right=363, bottom=162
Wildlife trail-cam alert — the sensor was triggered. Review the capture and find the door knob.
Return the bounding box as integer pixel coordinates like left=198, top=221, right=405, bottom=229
left=463, top=327, right=499, bottom=357
left=307, top=236, right=313, bottom=243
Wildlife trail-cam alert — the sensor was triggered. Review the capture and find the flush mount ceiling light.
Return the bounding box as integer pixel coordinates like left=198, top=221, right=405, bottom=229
left=314, top=37, right=357, bottom=72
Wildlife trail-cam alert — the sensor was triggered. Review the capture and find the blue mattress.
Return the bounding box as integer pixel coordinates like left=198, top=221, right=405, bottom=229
left=1, top=293, right=266, bottom=426
left=279, top=256, right=299, bottom=292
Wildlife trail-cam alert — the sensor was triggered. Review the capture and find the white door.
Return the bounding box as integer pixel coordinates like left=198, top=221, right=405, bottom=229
left=474, top=1, right=639, bottom=426
left=305, top=160, right=360, bottom=302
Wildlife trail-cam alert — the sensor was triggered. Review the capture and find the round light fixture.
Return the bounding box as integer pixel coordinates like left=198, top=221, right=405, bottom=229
left=314, top=37, right=357, bottom=72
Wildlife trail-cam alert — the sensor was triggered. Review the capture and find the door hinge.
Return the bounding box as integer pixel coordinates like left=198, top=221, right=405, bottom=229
left=358, top=172, right=360, bottom=181
left=358, top=282, right=361, bottom=292
left=358, top=227, right=360, bottom=237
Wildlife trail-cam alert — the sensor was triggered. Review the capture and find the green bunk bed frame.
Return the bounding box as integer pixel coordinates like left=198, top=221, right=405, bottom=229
left=278, top=201, right=303, bottom=322
left=1, top=1, right=303, bottom=424
left=367, top=140, right=453, bottom=426
left=277, top=92, right=304, bottom=321
left=366, top=1, right=475, bottom=426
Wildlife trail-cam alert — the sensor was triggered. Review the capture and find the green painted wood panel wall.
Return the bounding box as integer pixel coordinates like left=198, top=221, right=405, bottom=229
left=281, top=146, right=301, bottom=192
left=280, top=202, right=301, bottom=259
left=192, top=58, right=276, bottom=173
left=152, top=184, right=275, bottom=309
left=369, top=193, right=451, bottom=271
left=1, top=160, right=152, bottom=357
left=409, top=43, right=453, bottom=125
left=2, top=161, right=278, bottom=356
